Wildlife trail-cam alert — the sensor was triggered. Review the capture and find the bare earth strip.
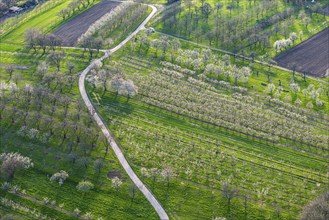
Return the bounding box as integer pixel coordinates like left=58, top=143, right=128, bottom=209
left=274, top=27, right=329, bottom=77
left=53, top=0, right=120, bottom=46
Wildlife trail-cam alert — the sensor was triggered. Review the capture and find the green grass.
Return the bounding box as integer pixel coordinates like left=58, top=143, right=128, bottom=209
left=1, top=0, right=328, bottom=219
left=0, top=1, right=159, bottom=218
left=1, top=0, right=71, bottom=44
left=103, top=6, right=152, bottom=48
left=86, top=3, right=151, bottom=49
left=0, top=54, right=158, bottom=219
left=1, top=122, right=158, bottom=219
left=1, top=190, right=75, bottom=219
left=153, top=0, right=329, bottom=58
left=88, top=46, right=328, bottom=219
left=0, top=205, right=31, bottom=219
left=143, top=0, right=167, bottom=4
left=1, top=0, right=101, bottom=44
left=92, top=92, right=327, bottom=219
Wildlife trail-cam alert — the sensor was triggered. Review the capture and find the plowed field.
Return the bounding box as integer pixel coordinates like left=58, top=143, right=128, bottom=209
left=53, top=1, right=120, bottom=46
left=274, top=27, right=329, bottom=77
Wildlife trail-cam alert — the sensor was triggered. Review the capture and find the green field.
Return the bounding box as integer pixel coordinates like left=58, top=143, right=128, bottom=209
left=1, top=0, right=328, bottom=219
left=153, top=0, right=329, bottom=58
left=0, top=1, right=157, bottom=219
left=86, top=33, right=329, bottom=219
left=0, top=41, right=158, bottom=220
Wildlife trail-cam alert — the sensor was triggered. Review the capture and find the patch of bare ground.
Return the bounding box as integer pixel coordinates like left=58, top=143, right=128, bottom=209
left=274, top=27, right=329, bottom=77
left=53, top=1, right=120, bottom=46
left=107, top=170, right=122, bottom=179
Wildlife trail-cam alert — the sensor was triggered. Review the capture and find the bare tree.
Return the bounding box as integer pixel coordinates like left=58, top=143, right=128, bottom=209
left=226, top=3, right=235, bottom=17
left=36, top=34, right=49, bottom=54
left=5, top=65, right=14, bottom=82
left=67, top=62, right=76, bottom=74
left=47, top=34, right=62, bottom=51
left=161, top=166, right=174, bottom=188
left=48, top=51, right=65, bottom=71
left=24, top=28, right=41, bottom=52
left=200, top=2, right=212, bottom=19
left=160, top=36, right=170, bottom=56
left=222, top=181, right=238, bottom=215
left=80, top=36, right=102, bottom=58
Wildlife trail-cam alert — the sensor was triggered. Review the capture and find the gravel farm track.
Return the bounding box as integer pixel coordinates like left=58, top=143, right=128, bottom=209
left=53, top=0, right=120, bottom=46
left=274, top=27, right=329, bottom=77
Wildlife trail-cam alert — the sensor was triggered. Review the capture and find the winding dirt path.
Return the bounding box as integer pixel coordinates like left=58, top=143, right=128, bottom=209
left=78, top=4, right=169, bottom=220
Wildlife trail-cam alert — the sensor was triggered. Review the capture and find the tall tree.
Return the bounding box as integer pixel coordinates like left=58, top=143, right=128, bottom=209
left=222, top=181, right=238, bottom=215
left=24, top=28, right=41, bottom=52
left=200, top=2, right=212, bottom=19
left=0, top=152, right=33, bottom=179
left=118, top=79, right=138, bottom=100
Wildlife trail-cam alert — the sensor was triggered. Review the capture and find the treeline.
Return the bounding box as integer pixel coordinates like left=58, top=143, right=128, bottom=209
left=58, top=0, right=95, bottom=19
left=158, top=0, right=327, bottom=54
left=78, top=2, right=148, bottom=48
left=24, top=28, right=62, bottom=54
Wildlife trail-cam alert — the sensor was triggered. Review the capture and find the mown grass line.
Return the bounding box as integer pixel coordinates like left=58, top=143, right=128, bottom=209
left=97, top=93, right=328, bottom=171
left=0, top=129, right=159, bottom=219
left=88, top=92, right=326, bottom=219
left=0, top=205, right=33, bottom=219
left=1, top=190, right=75, bottom=219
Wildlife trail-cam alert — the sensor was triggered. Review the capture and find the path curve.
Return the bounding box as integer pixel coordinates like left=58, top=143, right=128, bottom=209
left=79, top=4, right=169, bottom=220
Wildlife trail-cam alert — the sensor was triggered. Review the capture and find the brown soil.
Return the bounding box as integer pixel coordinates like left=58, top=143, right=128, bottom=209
left=107, top=170, right=122, bottom=179
left=274, top=27, right=329, bottom=77
left=53, top=1, right=120, bottom=46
